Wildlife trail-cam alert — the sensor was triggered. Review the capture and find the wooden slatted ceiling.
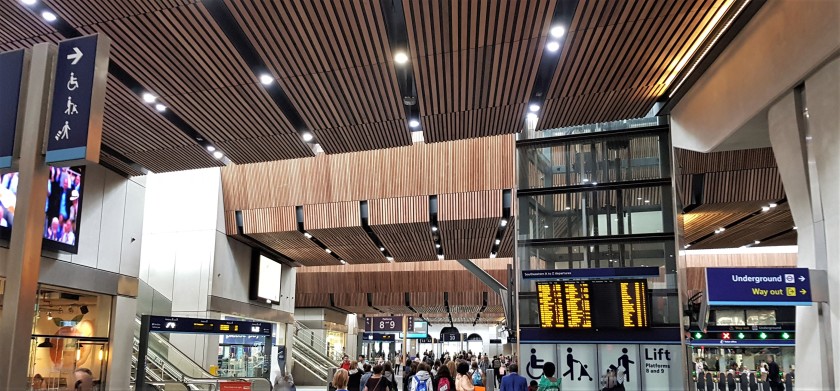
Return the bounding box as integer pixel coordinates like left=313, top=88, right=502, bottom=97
left=225, top=0, right=410, bottom=154
left=682, top=201, right=768, bottom=243
left=44, top=0, right=313, bottom=164
left=539, top=0, right=726, bottom=129
left=220, top=134, right=514, bottom=211
left=249, top=232, right=337, bottom=267
left=296, top=268, right=509, bottom=295
left=298, top=258, right=510, bottom=273
left=405, top=0, right=556, bottom=142
left=369, top=196, right=437, bottom=262
left=677, top=148, right=777, bottom=174
left=100, top=151, right=145, bottom=177
left=690, top=204, right=794, bottom=249
left=303, top=202, right=386, bottom=264
left=0, top=2, right=55, bottom=45
left=439, top=190, right=502, bottom=259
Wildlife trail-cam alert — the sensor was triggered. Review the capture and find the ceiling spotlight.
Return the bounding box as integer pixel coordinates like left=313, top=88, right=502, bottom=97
left=409, top=119, right=420, bottom=128
left=564, top=207, right=571, bottom=210
left=394, top=51, right=409, bottom=64
left=544, top=225, right=549, bottom=229
left=386, top=256, right=394, bottom=262
left=435, top=244, right=441, bottom=248
left=154, top=103, right=167, bottom=112
left=769, top=203, right=777, bottom=208
left=550, top=25, right=566, bottom=38
left=21, top=0, right=37, bottom=6
left=212, top=151, right=224, bottom=159
left=529, top=104, right=540, bottom=112
left=142, top=92, right=157, bottom=103
left=304, top=232, right=312, bottom=238
left=340, top=260, right=347, bottom=265
left=546, top=41, right=561, bottom=52
left=325, top=249, right=332, bottom=254
left=379, top=247, right=385, bottom=251
left=762, top=206, right=770, bottom=212
left=717, top=227, right=726, bottom=233
left=591, top=182, right=598, bottom=185
left=644, top=200, right=650, bottom=203
left=754, top=240, right=761, bottom=245
left=431, top=226, right=438, bottom=232
left=206, top=146, right=216, bottom=152
left=793, top=226, right=798, bottom=230
left=301, top=132, right=314, bottom=142
left=582, top=178, right=589, bottom=183
left=526, top=112, right=538, bottom=121
left=490, top=252, right=497, bottom=259
left=41, top=11, right=57, bottom=22
left=500, top=219, right=508, bottom=227
left=495, top=239, right=501, bottom=245
left=437, top=254, right=444, bottom=260
left=684, top=244, right=691, bottom=249
left=259, top=73, right=274, bottom=86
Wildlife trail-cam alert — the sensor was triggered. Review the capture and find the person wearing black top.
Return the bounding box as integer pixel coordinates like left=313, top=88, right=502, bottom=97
left=349, top=361, right=363, bottom=391
left=766, top=355, right=782, bottom=391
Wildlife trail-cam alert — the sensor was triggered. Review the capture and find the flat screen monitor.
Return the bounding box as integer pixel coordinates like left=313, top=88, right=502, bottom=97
left=249, top=251, right=282, bottom=304
left=537, top=280, right=649, bottom=329
left=413, top=320, right=428, bottom=334
left=0, top=166, right=84, bottom=253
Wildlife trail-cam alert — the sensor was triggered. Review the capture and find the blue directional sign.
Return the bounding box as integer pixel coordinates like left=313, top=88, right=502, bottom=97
left=705, top=268, right=812, bottom=306
left=522, top=266, right=660, bottom=280
left=0, top=49, right=27, bottom=169
left=46, top=34, right=109, bottom=165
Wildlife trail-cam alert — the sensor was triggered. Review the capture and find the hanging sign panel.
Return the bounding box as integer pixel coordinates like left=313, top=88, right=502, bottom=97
left=705, top=268, right=812, bottom=306
left=46, top=34, right=109, bottom=165
left=0, top=49, right=27, bottom=170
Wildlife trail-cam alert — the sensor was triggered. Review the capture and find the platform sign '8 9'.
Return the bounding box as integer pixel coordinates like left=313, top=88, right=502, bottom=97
left=371, top=316, right=402, bottom=332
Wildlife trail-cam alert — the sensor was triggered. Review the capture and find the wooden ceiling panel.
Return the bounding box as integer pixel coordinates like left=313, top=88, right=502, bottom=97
left=0, top=3, right=56, bottom=44
left=538, top=0, right=726, bottom=129
left=100, top=151, right=145, bottom=177
left=405, top=0, right=556, bottom=141
left=439, top=218, right=500, bottom=260
left=682, top=201, right=768, bottom=243
left=309, top=227, right=386, bottom=265
left=249, top=232, right=338, bottom=267
left=689, top=204, right=794, bottom=250
left=124, top=145, right=222, bottom=173
left=43, top=0, right=193, bottom=27
left=241, top=207, right=297, bottom=235
left=225, top=0, right=410, bottom=153
left=369, top=196, right=437, bottom=262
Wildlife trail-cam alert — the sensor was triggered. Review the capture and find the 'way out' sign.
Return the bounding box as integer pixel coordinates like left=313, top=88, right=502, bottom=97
left=705, top=268, right=812, bottom=306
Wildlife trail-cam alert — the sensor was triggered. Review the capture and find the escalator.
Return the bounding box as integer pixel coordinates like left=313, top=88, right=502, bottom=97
left=291, top=321, right=340, bottom=384
left=130, top=317, right=272, bottom=391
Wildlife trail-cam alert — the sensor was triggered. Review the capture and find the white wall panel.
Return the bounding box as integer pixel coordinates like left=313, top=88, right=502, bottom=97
left=120, top=179, right=145, bottom=277
left=71, top=165, right=106, bottom=269
left=96, top=170, right=128, bottom=273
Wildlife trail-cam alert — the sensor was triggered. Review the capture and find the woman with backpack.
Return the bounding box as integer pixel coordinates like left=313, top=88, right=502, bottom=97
left=411, top=363, right=435, bottom=391
left=470, top=362, right=485, bottom=391
left=434, top=363, right=456, bottom=391
left=537, top=362, right=561, bottom=391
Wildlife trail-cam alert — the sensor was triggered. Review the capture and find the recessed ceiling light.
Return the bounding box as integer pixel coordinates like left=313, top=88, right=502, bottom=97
left=526, top=112, right=538, bottom=121
left=495, top=239, right=501, bottom=245
left=529, top=104, right=540, bottom=112
left=761, top=206, right=770, bottom=212
left=155, top=103, right=167, bottom=112
left=435, top=244, right=441, bottom=248
left=21, top=0, right=37, bottom=5
left=644, top=200, right=650, bottom=203
left=591, top=182, right=598, bottom=185
left=437, top=254, right=444, bottom=260
left=409, top=119, right=420, bottom=128
left=386, top=256, right=394, bottom=262
left=754, top=240, right=761, bottom=245
left=206, top=146, right=215, bottom=152
left=142, top=92, right=157, bottom=103
left=212, top=151, right=223, bottom=159
left=394, top=51, right=409, bottom=64
left=637, top=197, right=643, bottom=200
left=325, top=249, right=332, bottom=254
left=340, top=260, right=346, bottom=265
left=431, top=226, right=438, bottom=232
left=490, top=252, right=497, bottom=259
left=684, top=244, right=691, bottom=249
left=550, top=25, right=565, bottom=38
left=41, top=11, right=57, bottom=22
left=582, top=178, right=589, bottom=183
left=769, top=203, right=777, bottom=208
left=564, top=207, right=571, bottom=210
left=546, top=41, right=561, bottom=52
left=793, top=226, right=798, bottom=230
left=302, top=132, right=314, bottom=142
left=379, top=247, right=385, bottom=252
left=259, top=73, right=274, bottom=86
left=544, top=225, right=549, bottom=229
left=304, top=232, right=312, bottom=238
left=500, top=219, right=508, bottom=227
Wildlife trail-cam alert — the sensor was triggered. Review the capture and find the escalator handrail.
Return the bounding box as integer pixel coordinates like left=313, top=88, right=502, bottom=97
left=292, top=334, right=338, bottom=371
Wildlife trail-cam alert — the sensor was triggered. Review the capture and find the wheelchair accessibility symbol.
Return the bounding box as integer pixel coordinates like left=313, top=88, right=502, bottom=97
left=526, top=348, right=544, bottom=379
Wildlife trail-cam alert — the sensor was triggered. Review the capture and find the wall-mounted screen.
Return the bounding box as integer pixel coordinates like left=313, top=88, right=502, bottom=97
left=0, top=166, right=84, bottom=253
left=413, top=320, right=428, bottom=334
left=537, top=280, right=649, bottom=329
left=249, top=252, right=282, bottom=304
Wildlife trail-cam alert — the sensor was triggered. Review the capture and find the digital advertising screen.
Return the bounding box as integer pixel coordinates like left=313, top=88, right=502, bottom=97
left=0, top=166, right=84, bottom=253
left=537, top=280, right=649, bottom=329
left=249, top=252, right=282, bottom=304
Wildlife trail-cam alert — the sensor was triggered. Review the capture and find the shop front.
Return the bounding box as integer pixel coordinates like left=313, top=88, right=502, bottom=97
left=216, top=315, right=285, bottom=377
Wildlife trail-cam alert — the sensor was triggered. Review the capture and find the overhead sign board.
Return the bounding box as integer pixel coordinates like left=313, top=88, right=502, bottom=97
left=705, top=268, right=812, bottom=306
left=522, top=266, right=660, bottom=280
left=0, top=49, right=27, bottom=170
left=366, top=316, right=403, bottom=332
left=148, top=315, right=272, bottom=336
left=46, top=34, right=109, bottom=165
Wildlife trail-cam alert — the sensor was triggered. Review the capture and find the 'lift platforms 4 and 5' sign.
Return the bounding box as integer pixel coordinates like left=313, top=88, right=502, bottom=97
left=706, top=268, right=813, bottom=306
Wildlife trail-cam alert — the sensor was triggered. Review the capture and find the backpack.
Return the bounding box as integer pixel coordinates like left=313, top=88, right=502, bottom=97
left=472, top=371, right=482, bottom=386
left=437, top=378, right=452, bottom=391
left=415, top=376, right=428, bottom=391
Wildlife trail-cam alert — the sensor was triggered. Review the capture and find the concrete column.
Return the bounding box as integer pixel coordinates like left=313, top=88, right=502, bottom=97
left=105, top=295, right=138, bottom=391
left=0, top=43, right=54, bottom=390
left=768, top=56, right=840, bottom=389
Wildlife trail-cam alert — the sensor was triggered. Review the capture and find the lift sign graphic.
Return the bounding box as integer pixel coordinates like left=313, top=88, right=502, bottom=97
left=705, top=268, right=812, bottom=306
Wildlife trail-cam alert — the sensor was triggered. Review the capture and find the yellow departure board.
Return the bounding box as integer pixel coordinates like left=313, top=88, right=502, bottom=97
left=620, top=281, right=649, bottom=327
left=536, top=280, right=649, bottom=329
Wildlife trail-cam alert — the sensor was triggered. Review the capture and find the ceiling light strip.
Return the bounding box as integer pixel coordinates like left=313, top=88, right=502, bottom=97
left=202, top=1, right=315, bottom=146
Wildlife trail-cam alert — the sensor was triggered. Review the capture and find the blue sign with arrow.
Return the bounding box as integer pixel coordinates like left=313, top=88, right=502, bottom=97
left=705, top=267, right=812, bottom=306
left=0, top=49, right=27, bottom=169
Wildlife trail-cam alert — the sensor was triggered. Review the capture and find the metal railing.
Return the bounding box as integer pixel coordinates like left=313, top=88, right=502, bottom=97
left=293, top=321, right=344, bottom=362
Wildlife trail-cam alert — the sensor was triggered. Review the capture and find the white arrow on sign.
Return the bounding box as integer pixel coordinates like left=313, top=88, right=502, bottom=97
left=67, top=47, right=83, bottom=65
left=799, top=276, right=806, bottom=282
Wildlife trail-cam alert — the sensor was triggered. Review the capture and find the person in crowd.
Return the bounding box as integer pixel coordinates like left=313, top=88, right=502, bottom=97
left=767, top=355, right=782, bottom=391
left=434, top=362, right=456, bottom=391
left=470, top=362, right=485, bottom=387
left=456, top=361, right=474, bottom=391
left=364, top=365, right=391, bottom=391
left=404, top=361, right=419, bottom=391
left=341, top=355, right=352, bottom=371
left=335, top=369, right=350, bottom=391
left=358, top=355, right=367, bottom=371
left=383, top=362, right=396, bottom=390
left=536, top=362, right=561, bottom=391
left=447, top=360, right=459, bottom=383
left=361, top=364, right=374, bottom=391
left=497, top=360, right=507, bottom=386
left=480, top=356, right=490, bottom=374
left=349, top=361, right=362, bottom=391
left=528, top=380, right=537, bottom=391
left=499, top=364, right=527, bottom=391
left=411, top=363, right=434, bottom=391
left=601, top=366, right=617, bottom=391
left=31, top=374, right=45, bottom=390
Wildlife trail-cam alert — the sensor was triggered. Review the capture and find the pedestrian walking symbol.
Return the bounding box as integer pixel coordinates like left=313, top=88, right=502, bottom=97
left=64, top=96, right=78, bottom=115
left=617, top=348, right=635, bottom=381
left=55, top=121, right=70, bottom=140
left=67, top=72, right=79, bottom=91
left=562, top=347, right=592, bottom=381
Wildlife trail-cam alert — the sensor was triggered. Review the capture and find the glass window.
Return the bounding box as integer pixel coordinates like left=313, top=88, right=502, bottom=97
left=715, top=310, right=746, bottom=326
left=746, top=309, right=777, bottom=325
